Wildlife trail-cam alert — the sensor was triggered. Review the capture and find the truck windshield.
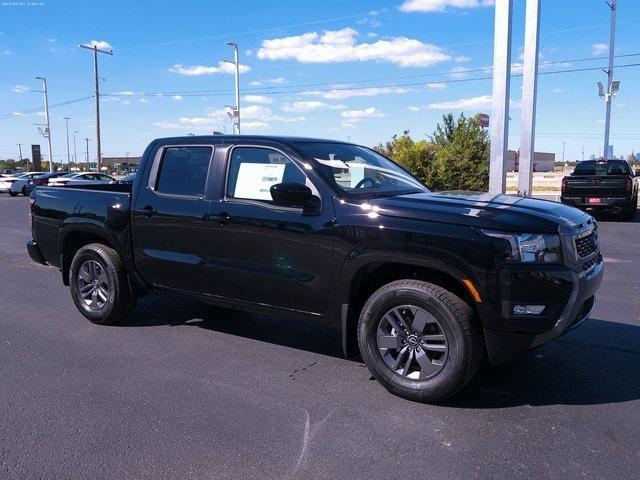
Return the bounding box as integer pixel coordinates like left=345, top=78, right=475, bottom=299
left=295, top=142, right=427, bottom=198
left=573, top=160, right=631, bottom=176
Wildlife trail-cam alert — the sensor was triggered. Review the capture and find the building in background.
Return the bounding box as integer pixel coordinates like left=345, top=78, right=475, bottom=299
left=506, top=150, right=555, bottom=172
left=101, top=156, right=141, bottom=172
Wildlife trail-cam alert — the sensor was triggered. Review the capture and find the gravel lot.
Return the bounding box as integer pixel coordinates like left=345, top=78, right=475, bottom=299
left=0, top=194, right=638, bottom=480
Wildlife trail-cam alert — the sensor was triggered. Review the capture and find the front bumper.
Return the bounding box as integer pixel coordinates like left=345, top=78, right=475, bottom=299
left=484, top=256, right=603, bottom=365
left=561, top=195, right=634, bottom=213
left=26, top=239, right=48, bottom=265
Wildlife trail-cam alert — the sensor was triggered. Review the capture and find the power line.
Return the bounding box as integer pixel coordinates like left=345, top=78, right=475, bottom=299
left=0, top=96, right=93, bottom=120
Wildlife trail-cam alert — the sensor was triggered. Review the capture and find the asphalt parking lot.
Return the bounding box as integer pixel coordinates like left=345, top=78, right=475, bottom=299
left=1, top=194, right=638, bottom=480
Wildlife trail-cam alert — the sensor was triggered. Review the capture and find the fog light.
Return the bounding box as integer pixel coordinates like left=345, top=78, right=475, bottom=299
left=513, top=305, right=546, bottom=315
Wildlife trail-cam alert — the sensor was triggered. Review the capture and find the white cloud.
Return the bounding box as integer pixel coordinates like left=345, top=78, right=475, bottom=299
left=407, top=106, right=421, bottom=112
left=169, top=61, right=251, bottom=76
left=84, top=40, right=112, bottom=50
left=454, top=56, right=471, bottom=62
left=249, top=80, right=263, bottom=86
left=268, top=77, right=287, bottom=85
left=13, top=112, right=24, bottom=116
left=117, top=90, right=136, bottom=96
left=122, top=100, right=131, bottom=105
left=153, top=121, right=181, bottom=129
left=139, top=98, right=150, bottom=103
left=46, top=38, right=56, bottom=43
left=257, top=27, right=450, bottom=68
left=400, top=0, right=494, bottom=13
left=243, top=94, right=273, bottom=104
left=428, top=95, right=492, bottom=110
left=427, top=82, right=447, bottom=90
left=243, top=121, right=269, bottom=130
left=340, top=107, right=386, bottom=127
left=11, top=84, right=29, bottom=93
left=591, top=43, right=608, bottom=56
left=428, top=94, right=520, bottom=110
left=3, top=50, right=11, bottom=55
left=282, top=100, right=329, bottom=112
left=552, top=88, right=563, bottom=94
left=303, top=86, right=411, bottom=100
left=171, top=95, right=183, bottom=101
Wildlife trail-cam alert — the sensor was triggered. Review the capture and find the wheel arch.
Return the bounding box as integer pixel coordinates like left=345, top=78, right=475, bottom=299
left=338, top=257, right=484, bottom=358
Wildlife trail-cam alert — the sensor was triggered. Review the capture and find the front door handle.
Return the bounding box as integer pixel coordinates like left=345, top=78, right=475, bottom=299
left=142, top=205, right=157, bottom=217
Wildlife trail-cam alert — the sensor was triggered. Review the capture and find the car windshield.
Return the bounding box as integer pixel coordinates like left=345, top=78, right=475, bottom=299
left=295, top=142, right=427, bottom=198
left=573, top=160, right=631, bottom=176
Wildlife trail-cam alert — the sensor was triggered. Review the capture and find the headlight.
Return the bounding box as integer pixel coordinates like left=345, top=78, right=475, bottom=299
left=482, top=230, right=562, bottom=264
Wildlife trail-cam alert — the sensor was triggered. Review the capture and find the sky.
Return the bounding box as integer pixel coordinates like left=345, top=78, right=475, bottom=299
left=1, top=0, right=639, bottom=164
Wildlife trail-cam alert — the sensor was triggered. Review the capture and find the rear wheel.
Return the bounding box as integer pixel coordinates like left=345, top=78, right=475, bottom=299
left=358, top=280, right=482, bottom=403
left=69, top=243, right=135, bottom=324
left=9, top=191, right=18, bottom=197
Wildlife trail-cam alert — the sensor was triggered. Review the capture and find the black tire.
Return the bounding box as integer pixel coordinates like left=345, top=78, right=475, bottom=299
left=21, top=186, right=28, bottom=196
left=9, top=191, right=18, bottom=197
left=69, top=243, right=135, bottom=324
left=358, top=280, right=483, bottom=403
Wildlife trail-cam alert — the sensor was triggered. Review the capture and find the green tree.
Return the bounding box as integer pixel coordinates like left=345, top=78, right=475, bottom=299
left=374, top=134, right=437, bottom=186
left=429, top=113, right=489, bottom=191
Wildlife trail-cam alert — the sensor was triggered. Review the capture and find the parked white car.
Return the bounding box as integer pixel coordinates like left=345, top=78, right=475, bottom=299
left=0, top=172, right=43, bottom=196
left=48, top=172, right=116, bottom=186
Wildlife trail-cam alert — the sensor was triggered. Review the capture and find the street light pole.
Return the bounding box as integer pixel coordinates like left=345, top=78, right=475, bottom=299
left=35, top=76, right=53, bottom=173
left=17, top=143, right=25, bottom=170
left=226, top=42, right=240, bottom=135
left=73, top=130, right=79, bottom=170
left=80, top=43, right=113, bottom=172
left=63, top=117, right=71, bottom=172
left=85, top=137, right=90, bottom=171
left=603, top=0, right=617, bottom=160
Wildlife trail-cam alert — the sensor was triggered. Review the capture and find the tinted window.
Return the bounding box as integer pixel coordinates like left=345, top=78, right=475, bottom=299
left=156, top=146, right=212, bottom=196
left=227, top=147, right=313, bottom=201
left=573, top=160, right=631, bottom=176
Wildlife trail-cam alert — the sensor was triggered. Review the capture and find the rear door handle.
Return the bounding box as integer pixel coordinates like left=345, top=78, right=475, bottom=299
left=142, top=205, right=157, bottom=217
left=214, top=212, right=230, bottom=225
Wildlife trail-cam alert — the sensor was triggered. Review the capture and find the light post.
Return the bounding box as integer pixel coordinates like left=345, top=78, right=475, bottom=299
left=80, top=43, right=113, bottom=171
left=73, top=130, right=78, bottom=170
left=600, top=0, right=618, bottom=160
left=225, top=42, right=241, bottom=134
left=85, top=137, right=90, bottom=171
left=63, top=117, right=71, bottom=171
left=35, top=76, right=53, bottom=172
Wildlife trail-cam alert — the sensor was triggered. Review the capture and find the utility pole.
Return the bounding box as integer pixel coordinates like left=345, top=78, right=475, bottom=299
left=63, top=117, right=71, bottom=172
left=85, top=137, right=90, bottom=171
left=225, top=42, right=241, bottom=134
left=581, top=146, right=584, bottom=162
left=73, top=130, right=78, bottom=169
left=602, top=0, right=618, bottom=160
left=35, top=77, right=53, bottom=173
left=562, top=140, right=566, bottom=163
left=80, top=43, right=113, bottom=172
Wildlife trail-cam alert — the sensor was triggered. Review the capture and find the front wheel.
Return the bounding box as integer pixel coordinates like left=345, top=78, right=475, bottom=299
left=9, top=191, right=18, bottom=197
left=69, top=243, right=136, bottom=324
left=358, top=280, right=483, bottom=403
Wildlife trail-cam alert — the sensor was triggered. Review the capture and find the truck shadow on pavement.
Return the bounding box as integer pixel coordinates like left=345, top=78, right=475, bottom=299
left=123, top=295, right=639, bottom=407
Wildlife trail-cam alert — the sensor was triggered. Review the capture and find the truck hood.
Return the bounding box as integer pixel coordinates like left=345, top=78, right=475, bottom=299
left=368, top=191, right=591, bottom=233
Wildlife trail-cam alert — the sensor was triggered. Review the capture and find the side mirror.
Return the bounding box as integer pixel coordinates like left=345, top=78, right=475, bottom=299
left=635, top=169, right=640, bottom=177
left=270, top=182, right=315, bottom=208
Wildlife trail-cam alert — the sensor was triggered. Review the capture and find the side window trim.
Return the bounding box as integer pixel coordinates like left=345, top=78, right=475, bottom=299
left=224, top=144, right=320, bottom=210
left=147, top=144, right=215, bottom=199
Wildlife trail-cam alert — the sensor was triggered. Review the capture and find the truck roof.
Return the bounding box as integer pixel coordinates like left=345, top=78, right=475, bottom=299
left=153, top=135, right=351, bottom=146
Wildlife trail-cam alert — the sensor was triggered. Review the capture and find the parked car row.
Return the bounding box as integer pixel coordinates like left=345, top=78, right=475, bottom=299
left=0, top=172, right=116, bottom=196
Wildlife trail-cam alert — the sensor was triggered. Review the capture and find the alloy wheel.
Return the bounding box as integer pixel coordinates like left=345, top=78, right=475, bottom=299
left=376, top=305, right=449, bottom=380
left=77, top=260, right=110, bottom=311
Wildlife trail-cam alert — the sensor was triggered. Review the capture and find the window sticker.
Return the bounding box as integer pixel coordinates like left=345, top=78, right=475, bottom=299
left=234, top=162, right=286, bottom=200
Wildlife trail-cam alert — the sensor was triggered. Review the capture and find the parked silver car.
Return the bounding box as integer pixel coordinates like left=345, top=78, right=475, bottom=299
left=48, top=172, right=116, bottom=187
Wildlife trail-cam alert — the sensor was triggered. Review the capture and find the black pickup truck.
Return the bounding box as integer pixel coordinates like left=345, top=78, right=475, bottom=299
left=27, top=136, right=603, bottom=402
left=561, top=159, right=639, bottom=220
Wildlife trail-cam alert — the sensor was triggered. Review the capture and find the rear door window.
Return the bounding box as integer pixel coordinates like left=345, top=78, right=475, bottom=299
left=155, top=146, right=213, bottom=196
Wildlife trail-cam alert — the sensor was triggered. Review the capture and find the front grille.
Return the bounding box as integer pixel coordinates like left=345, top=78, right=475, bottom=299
left=575, top=232, right=598, bottom=258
